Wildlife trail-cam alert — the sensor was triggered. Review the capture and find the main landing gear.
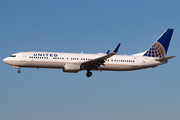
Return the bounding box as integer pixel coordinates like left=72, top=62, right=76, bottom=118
left=86, top=70, right=92, bottom=77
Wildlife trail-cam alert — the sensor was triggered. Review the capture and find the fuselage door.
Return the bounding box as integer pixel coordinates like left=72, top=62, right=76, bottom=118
left=21, top=53, right=28, bottom=61
left=142, top=58, right=146, bottom=66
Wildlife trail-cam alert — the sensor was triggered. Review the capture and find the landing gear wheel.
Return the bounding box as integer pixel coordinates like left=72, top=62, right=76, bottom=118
left=86, top=72, right=92, bottom=77
left=17, top=70, right=21, bottom=74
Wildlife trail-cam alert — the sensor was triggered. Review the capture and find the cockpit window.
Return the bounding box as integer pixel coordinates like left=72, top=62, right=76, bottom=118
left=9, top=55, right=16, bottom=57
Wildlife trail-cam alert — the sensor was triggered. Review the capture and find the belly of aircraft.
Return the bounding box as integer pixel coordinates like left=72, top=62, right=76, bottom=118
left=8, top=60, right=146, bottom=71
left=13, top=60, right=65, bottom=69
left=102, top=64, right=144, bottom=71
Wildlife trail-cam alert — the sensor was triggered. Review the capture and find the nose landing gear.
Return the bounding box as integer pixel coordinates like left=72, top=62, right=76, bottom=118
left=17, top=69, right=21, bottom=74
left=12, top=66, right=21, bottom=74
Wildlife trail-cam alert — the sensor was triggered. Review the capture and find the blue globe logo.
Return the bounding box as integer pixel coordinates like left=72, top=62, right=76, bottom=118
left=145, top=42, right=166, bottom=58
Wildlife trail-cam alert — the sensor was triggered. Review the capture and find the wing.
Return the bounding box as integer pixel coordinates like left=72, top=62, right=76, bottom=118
left=81, top=43, right=120, bottom=70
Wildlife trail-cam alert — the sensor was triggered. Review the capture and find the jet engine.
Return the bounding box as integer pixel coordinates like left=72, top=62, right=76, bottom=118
left=63, top=63, right=81, bottom=73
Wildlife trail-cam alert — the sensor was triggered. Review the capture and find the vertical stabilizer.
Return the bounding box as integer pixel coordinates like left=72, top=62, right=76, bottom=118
left=143, top=29, right=174, bottom=58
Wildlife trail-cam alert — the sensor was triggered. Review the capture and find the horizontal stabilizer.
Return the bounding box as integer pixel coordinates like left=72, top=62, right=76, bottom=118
left=155, top=56, right=176, bottom=62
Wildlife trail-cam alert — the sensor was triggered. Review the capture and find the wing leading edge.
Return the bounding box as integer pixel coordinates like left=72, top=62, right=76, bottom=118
left=81, top=43, right=120, bottom=70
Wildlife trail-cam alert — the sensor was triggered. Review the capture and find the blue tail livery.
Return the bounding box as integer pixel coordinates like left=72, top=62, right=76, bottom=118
left=143, top=29, right=174, bottom=58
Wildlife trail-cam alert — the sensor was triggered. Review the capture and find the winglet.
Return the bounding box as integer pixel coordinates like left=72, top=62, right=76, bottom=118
left=106, top=50, right=110, bottom=54
left=112, top=43, right=121, bottom=53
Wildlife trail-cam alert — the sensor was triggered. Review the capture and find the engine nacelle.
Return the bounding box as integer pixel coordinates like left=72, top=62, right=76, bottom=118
left=63, top=63, right=81, bottom=73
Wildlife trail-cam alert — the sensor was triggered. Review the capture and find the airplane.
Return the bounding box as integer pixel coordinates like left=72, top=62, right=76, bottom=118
left=3, top=29, right=176, bottom=77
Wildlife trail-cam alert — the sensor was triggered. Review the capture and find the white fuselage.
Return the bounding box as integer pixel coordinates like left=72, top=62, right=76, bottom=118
left=3, top=52, right=165, bottom=71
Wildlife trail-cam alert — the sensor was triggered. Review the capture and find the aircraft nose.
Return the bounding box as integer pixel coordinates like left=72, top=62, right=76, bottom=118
left=3, top=57, right=9, bottom=64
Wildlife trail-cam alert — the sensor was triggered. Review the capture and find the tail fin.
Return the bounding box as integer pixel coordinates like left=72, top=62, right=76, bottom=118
left=143, top=29, right=174, bottom=58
